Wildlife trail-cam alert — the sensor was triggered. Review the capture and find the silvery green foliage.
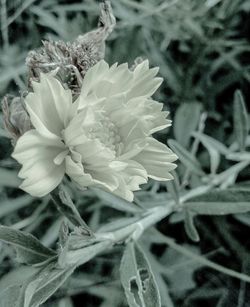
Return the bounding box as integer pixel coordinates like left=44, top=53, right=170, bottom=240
left=120, top=242, right=161, bottom=307
left=0, top=0, right=250, bottom=306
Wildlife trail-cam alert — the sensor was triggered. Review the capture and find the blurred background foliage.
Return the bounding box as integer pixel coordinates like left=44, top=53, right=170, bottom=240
left=0, top=0, right=250, bottom=306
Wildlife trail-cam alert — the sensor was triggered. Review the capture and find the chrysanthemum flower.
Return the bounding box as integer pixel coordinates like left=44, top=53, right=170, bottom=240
left=12, top=60, right=177, bottom=201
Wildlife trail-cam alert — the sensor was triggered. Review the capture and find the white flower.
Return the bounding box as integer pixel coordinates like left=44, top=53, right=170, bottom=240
left=12, top=60, right=177, bottom=201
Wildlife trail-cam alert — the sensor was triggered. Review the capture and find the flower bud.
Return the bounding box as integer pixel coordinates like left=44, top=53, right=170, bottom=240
left=25, top=0, right=116, bottom=94
left=1, top=95, right=32, bottom=144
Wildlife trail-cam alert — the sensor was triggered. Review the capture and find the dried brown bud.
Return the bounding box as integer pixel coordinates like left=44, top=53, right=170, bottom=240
left=25, top=0, right=116, bottom=95
left=1, top=95, right=32, bottom=144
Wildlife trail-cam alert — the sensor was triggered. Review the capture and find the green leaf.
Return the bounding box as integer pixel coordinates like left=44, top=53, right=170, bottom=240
left=168, top=139, right=204, bottom=176
left=57, top=298, right=74, bottom=307
left=192, top=132, right=229, bottom=155
left=0, top=168, right=21, bottom=187
left=166, top=170, right=180, bottom=205
left=0, top=225, right=56, bottom=264
left=192, top=132, right=229, bottom=174
left=50, top=186, right=94, bottom=237
left=184, top=188, right=250, bottom=215
left=0, top=195, right=33, bottom=219
left=233, top=90, right=249, bottom=151
left=184, top=210, right=200, bottom=242
left=120, top=241, right=161, bottom=307
left=0, top=128, right=8, bottom=138
left=173, top=102, right=202, bottom=148
left=160, top=244, right=202, bottom=295
left=154, top=229, right=250, bottom=283
left=92, top=187, right=143, bottom=213
left=23, top=262, right=76, bottom=307
left=0, top=284, right=22, bottom=307
left=0, top=266, right=38, bottom=293
left=211, top=160, right=250, bottom=186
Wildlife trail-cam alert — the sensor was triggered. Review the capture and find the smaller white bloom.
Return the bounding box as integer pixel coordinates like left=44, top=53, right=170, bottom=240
left=12, top=60, right=177, bottom=201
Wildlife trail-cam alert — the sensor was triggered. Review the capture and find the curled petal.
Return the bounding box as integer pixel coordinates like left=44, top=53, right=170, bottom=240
left=65, top=154, right=93, bottom=188
left=90, top=168, right=120, bottom=192
left=12, top=130, right=65, bottom=196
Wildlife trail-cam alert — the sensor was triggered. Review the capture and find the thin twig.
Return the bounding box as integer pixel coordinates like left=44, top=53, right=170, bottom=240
left=0, top=0, right=9, bottom=49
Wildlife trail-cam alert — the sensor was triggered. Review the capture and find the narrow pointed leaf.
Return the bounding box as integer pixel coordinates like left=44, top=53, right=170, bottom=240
left=184, top=189, right=250, bottom=215
left=184, top=210, right=200, bottom=242
left=23, top=262, right=76, bottom=307
left=0, top=225, right=56, bottom=264
left=174, top=102, right=202, bottom=148
left=168, top=139, right=204, bottom=176
left=233, top=90, right=249, bottom=151
left=120, top=241, right=161, bottom=307
left=51, top=186, right=94, bottom=237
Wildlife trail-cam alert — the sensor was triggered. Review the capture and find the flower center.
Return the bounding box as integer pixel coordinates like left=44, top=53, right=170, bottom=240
left=87, top=114, right=123, bottom=155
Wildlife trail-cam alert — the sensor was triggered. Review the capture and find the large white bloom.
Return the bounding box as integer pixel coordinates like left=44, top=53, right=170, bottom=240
left=12, top=60, right=177, bottom=201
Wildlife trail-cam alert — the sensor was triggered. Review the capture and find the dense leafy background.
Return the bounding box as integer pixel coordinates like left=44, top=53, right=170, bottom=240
left=0, top=0, right=250, bottom=306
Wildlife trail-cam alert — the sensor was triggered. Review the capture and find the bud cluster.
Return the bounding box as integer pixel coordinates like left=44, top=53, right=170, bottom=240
left=1, top=0, right=115, bottom=142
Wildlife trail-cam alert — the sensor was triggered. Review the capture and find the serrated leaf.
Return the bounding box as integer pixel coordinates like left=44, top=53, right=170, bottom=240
left=184, top=189, right=250, bottom=215
left=0, top=225, right=56, bottom=264
left=184, top=210, right=200, bottom=242
left=173, top=102, right=202, bottom=148
left=233, top=90, right=249, bottom=151
left=120, top=241, right=161, bottom=307
left=168, top=139, right=204, bottom=176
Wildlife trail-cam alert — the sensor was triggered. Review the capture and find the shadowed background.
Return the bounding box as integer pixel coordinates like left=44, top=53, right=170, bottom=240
left=0, top=0, right=250, bottom=306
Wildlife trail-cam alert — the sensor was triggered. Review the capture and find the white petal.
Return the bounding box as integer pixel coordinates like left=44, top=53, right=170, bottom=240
left=12, top=129, right=64, bottom=163
left=112, top=177, right=134, bottom=202
left=90, top=168, right=119, bottom=192
left=75, top=140, right=115, bottom=166
left=25, top=73, right=72, bottom=137
left=80, top=60, right=109, bottom=97
left=122, top=160, right=148, bottom=191
left=20, top=165, right=64, bottom=197
left=79, top=59, right=162, bottom=107
left=127, top=60, right=163, bottom=99
left=12, top=130, right=65, bottom=196
left=134, top=138, right=177, bottom=181
left=109, top=160, right=128, bottom=171
left=63, top=106, right=102, bottom=146
left=65, top=155, right=93, bottom=188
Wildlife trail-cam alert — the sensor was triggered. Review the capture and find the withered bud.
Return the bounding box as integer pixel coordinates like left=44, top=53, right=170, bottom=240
left=1, top=94, right=32, bottom=145
left=25, top=0, right=116, bottom=95
left=130, top=57, right=145, bottom=71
